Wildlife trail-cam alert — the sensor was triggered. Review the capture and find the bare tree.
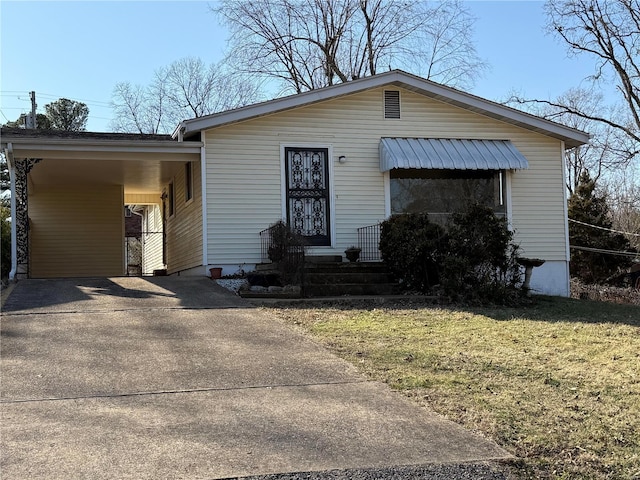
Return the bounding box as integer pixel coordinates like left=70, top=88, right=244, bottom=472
left=605, top=167, right=640, bottom=252
left=110, top=82, right=169, bottom=134
left=110, top=57, right=262, bottom=134
left=513, top=0, right=640, bottom=163
left=214, top=0, right=487, bottom=94
left=511, top=87, right=630, bottom=194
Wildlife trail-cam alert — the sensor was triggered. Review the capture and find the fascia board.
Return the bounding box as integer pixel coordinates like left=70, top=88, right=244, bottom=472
left=3, top=138, right=203, bottom=155
left=181, top=72, right=401, bottom=135
left=394, top=75, right=590, bottom=147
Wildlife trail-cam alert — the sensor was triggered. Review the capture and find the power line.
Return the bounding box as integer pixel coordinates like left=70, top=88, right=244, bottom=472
left=570, top=245, right=639, bottom=258
left=1, top=91, right=112, bottom=109
left=36, top=92, right=112, bottom=107
left=569, top=218, right=640, bottom=237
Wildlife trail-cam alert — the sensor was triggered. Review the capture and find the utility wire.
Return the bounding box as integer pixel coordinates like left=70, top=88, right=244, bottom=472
left=570, top=245, right=639, bottom=258
left=1, top=91, right=112, bottom=109
left=36, top=92, right=112, bottom=107
left=568, top=218, right=640, bottom=237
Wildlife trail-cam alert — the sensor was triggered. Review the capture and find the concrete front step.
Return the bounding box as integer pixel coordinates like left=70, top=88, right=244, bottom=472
left=306, top=255, right=343, bottom=264
left=305, top=283, right=400, bottom=297
left=304, top=271, right=393, bottom=284
left=302, top=261, right=399, bottom=297
left=304, top=262, right=389, bottom=273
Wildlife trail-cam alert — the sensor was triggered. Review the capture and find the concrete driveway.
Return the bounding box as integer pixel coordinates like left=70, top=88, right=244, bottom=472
left=1, top=277, right=511, bottom=479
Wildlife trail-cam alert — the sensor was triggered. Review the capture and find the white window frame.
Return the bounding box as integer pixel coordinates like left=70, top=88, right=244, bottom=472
left=167, top=179, right=175, bottom=218
left=184, top=161, right=194, bottom=204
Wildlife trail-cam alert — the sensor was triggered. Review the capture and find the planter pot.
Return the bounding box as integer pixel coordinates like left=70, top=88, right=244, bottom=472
left=345, top=248, right=361, bottom=262
left=209, top=267, right=223, bottom=279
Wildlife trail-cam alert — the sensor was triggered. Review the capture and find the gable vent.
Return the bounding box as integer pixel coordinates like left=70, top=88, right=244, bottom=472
left=384, top=90, right=400, bottom=119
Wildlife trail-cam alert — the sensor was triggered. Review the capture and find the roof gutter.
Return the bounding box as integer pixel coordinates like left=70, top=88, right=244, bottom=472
left=172, top=122, right=185, bottom=141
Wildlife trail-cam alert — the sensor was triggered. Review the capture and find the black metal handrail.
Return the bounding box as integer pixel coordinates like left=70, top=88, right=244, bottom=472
left=259, top=222, right=306, bottom=264
left=357, top=223, right=382, bottom=261
left=259, top=226, right=273, bottom=263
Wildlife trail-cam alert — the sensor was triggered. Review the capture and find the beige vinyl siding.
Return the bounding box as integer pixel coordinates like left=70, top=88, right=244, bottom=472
left=165, top=161, right=203, bottom=274
left=142, top=204, right=164, bottom=274
left=29, top=185, right=124, bottom=278
left=124, top=193, right=160, bottom=205
left=205, top=87, right=568, bottom=264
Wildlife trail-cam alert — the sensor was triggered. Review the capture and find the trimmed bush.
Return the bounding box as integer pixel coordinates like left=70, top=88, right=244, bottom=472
left=1, top=204, right=10, bottom=280
left=379, top=213, right=447, bottom=292
left=441, top=205, right=522, bottom=303
left=379, top=205, right=523, bottom=304
left=266, top=220, right=306, bottom=285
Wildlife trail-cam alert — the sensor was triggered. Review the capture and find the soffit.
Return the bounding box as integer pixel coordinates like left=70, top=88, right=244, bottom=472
left=1, top=133, right=202, bottom=195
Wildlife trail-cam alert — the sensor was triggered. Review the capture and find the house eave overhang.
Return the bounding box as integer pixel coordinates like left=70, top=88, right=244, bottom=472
left=0, top=135, right=203, bottom=161
left=178, top=70, right=590, bottom=149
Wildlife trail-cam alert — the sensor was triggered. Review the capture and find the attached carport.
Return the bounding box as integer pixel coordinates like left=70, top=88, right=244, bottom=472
left=1, top=128, right=202, bottom=279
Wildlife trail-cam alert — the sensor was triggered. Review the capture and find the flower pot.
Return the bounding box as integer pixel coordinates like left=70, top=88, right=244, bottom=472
left=209, top=267, right=223, bottom=279
left=345, top=248, right=361, bottom=262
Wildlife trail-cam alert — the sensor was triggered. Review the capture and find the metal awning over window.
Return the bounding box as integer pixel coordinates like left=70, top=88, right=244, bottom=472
left=379, top=138, right=530, bottom=172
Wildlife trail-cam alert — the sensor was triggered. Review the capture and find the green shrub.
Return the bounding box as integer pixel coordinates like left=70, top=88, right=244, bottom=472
left=379, top=205, right=523, bottom=304
left=266, top=220, right=306, bottom=285
left=379, top=213, right=447, bottom=292
left=441, top=205, right=522, bottom=303
left=1, top=203, right=10, bottom=280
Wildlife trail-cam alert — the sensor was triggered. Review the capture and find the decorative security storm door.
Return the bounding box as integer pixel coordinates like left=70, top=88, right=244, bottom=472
left=285, top=147, right=331, bottom=246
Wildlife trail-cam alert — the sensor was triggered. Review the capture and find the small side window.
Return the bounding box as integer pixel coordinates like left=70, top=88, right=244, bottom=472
left=185, top=162, right=193, bottom=202
left=168, top=181, right=175, bottom=217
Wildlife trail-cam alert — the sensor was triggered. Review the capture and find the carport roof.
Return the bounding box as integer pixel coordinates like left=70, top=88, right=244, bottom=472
left=1, top=127, right=203, bottom=159
left=0, top=127, right=174, bottom=142
left=1, top=127, right=203, bottom=194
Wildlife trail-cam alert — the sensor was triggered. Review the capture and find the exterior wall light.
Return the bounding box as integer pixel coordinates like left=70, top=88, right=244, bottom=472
left=338, top=155, right=347, bottom=163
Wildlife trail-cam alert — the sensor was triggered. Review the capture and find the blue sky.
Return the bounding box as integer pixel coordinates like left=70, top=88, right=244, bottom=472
left=1, top=1, right=600, bottom=132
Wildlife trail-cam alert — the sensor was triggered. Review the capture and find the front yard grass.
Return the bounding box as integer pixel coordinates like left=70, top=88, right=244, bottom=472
left=265, top=295, right=640, bottom=479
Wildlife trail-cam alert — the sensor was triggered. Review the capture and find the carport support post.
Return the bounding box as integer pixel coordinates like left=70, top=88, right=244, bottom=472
left=6, top=144, right=17, bottom=281
left=10, top=156, right=40, bottom=280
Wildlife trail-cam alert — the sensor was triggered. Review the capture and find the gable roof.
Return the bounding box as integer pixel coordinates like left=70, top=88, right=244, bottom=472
left=174, top=70, right=589, bottom=149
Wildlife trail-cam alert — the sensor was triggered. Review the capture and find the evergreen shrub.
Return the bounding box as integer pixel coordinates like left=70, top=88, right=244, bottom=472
left=380, top=205, right=523, bottom=304
left=379, top=213, right=447, bottom=292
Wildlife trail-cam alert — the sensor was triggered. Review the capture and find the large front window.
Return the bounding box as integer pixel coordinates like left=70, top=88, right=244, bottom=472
left=390, top=169, right=506, bottom=223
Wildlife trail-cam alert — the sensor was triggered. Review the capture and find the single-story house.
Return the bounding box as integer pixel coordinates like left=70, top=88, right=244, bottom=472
left=2, top=70, right=589, bottom=296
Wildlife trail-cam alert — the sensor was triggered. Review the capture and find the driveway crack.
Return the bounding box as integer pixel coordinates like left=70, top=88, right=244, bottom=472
left=0, top=379, right=368, bottom=404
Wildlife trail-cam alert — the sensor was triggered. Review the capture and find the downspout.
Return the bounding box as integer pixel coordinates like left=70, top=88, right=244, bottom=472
left=560, top=140, right=571, bottom=297
left=5, top=143, right=17, bottom=281
left=200, top=139, right=208, bottom=272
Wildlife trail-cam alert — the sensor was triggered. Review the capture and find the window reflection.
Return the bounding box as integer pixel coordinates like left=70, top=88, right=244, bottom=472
left=390, top=169, right=505, bottom=224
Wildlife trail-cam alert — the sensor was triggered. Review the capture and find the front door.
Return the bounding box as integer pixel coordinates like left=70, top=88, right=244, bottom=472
left=285, top=147, right=331, bottom=246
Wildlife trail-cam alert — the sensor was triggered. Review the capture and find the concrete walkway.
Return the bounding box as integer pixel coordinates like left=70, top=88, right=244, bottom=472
left=1, top=277, right=511, bottom=479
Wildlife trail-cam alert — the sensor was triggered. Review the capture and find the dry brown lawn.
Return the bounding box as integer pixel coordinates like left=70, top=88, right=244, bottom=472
left=264, top=295, right=639, bottom=479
